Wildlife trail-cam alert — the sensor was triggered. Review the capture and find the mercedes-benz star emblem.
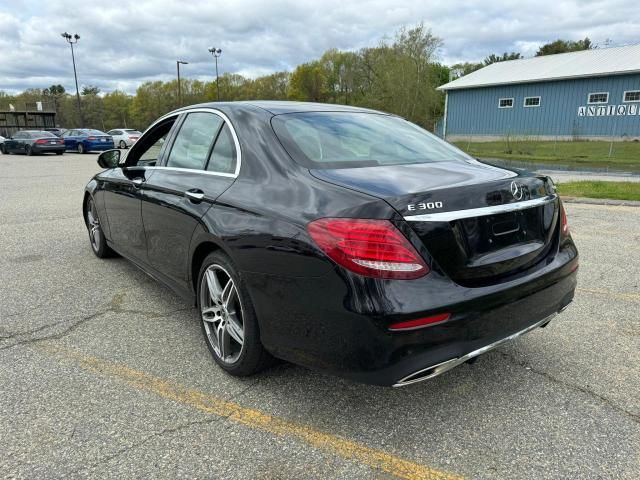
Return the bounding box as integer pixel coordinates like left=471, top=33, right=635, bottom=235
left=510, top=181, right=524, bottom=200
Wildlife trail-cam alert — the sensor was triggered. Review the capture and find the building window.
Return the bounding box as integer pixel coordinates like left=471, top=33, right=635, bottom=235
left=623, top=90, right=640, bottom=103
left=587, top=92, right=609, bottom=104
left=498, top=98, right=514, bottom=109
left=524, top=96, right=541, bottom=107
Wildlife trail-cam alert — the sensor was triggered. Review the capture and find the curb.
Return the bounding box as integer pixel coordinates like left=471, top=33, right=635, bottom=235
left=561, top=196, right=640, bottom=207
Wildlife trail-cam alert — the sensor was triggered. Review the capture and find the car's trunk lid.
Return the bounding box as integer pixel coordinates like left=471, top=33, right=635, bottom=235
left=310, top=161, right=559, bottom=286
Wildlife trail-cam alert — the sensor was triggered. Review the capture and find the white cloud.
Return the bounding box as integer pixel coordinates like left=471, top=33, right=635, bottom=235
left=0, top=0, right=637, bottom=94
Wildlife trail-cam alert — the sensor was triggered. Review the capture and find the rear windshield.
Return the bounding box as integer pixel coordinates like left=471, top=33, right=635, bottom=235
left=124, top=129, right=142, bottom=134
left=26, top=131, right=56, bottom=138
left=84, top=129, right=107, bottom=136
left=271, top=112, right=472, bottom=169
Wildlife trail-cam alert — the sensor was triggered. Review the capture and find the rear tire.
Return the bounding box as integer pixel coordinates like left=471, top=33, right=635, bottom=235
left=77, top=143, right=85, bottom=154
left=85, top=196, right=115, bottom=258
left=197, top=251, right=273, bottom=376
left=56, top=151, right=63, bottom=155
left=0, top=144, right=5, bottom=154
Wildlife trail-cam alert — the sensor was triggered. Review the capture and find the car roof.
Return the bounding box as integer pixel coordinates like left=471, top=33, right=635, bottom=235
left=175, top=100, right=388, bottom=116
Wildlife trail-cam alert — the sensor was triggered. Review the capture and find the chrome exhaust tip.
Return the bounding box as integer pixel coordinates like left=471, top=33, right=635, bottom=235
left=558, top=301, right=573, bottom=313
left=392, top=312, right=557, bottom=387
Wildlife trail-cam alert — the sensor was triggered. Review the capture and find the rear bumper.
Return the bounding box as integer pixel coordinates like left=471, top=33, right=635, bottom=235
left=246, top=249, right=578, bottom=386
left=85, top=142, right=114, bottom=151
left=32, top=144, right=65, bottom=153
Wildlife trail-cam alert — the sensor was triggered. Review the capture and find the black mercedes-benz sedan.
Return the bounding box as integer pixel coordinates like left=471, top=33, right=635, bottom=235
left=83, top=101, right=578, bottom=386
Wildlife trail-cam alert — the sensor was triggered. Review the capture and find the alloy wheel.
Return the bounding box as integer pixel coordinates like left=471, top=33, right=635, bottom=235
left=200, top=264, right=245, bottom=364
left=86, top=199, right=101, bottom=252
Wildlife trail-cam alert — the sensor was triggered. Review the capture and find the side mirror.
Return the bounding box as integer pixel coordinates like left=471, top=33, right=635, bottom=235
left=97, top=149, right=121, bottom=169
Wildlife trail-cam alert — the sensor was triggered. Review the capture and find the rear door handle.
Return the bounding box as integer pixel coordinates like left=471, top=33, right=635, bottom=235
left=132, top=177, right=144, bottom=188
left=185, top=189, right=205, bottom=203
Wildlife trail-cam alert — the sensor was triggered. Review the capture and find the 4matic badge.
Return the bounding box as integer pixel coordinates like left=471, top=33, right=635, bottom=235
left=407, top=201, right=443, bottom=212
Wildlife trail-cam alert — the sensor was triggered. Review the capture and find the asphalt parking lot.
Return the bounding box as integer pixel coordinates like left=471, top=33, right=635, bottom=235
left=1, top=152, right=638, bottom=479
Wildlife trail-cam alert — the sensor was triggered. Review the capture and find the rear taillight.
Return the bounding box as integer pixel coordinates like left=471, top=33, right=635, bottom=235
left=35, top=139, right=48, bottom=144
left=560, top=202, right=569, bottom=236
left=87, top=136, right=96, bottom=140
left=307, top=218, right=429, bottom=279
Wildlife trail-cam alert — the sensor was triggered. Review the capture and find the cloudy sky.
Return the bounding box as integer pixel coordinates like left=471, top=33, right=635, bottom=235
left=0, top=0, right=637, bottom=95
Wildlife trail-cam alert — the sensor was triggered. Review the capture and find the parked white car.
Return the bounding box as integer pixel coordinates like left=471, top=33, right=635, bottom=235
left=0, top=135, right=5, bottom=153
left=107, top=129, right=142, bottom=149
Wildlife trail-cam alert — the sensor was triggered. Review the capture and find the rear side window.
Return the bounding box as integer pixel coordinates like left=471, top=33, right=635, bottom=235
left=206, top=124, right=237, bottom=174
left=37, top=131, right=57, bottom=138
left=272, top=112, right=472, bottom=169
left=167, top=112, right=223, bottom=170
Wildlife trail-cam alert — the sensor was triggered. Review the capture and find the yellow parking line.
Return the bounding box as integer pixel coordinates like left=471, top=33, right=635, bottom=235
left=39, top=343, right=462, bottom=480
left=577, top=287, right=640, bottom=302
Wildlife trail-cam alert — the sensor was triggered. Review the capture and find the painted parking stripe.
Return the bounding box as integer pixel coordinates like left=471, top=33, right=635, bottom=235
left=577, top=287, right=640, bottom=302
left=39, top=343, right=462, bottom=480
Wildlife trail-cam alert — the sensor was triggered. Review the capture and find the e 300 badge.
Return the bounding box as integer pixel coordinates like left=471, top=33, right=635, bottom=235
left=407, top=201, right=443, bottom=212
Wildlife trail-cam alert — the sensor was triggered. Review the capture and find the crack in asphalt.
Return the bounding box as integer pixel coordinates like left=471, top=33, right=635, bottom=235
left=499, top=351, right=640, bottom=424
left=0, top=291, right=195, bottom=350
left=66, top=417, right=222, bottom=476
left=67, top=376, right=262, bottom=475
left=2, top=287, right=67, bottom=320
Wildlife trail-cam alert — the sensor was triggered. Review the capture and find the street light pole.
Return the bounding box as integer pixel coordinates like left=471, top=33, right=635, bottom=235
left=61, top=32, right=83, bottom=126
left=208, top=47, right=222, bottom=101
left=176, top=60, right=188, bottom=106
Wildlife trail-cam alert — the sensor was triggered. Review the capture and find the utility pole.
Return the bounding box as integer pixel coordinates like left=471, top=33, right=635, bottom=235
left=208, top=47, right=222, bottom=101
left=61, top=32, right=83, bottom=126
left=176, top=60, right=188, bottom=106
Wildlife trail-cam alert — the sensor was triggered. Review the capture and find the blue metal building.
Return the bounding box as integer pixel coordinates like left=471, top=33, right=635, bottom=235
left=438, top=44, right=640, bottom=141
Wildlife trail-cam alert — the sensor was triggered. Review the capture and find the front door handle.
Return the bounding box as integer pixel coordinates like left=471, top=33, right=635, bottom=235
left=185, top=189, right=205, bottom=203
left=132, top=177, right=144, bottom=188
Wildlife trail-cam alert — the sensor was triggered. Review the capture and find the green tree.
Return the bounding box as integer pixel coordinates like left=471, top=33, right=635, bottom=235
left=81, top=85, right=101, bottom=96
left=289, top=62, right=328, bottom=102
left=483, top=52, right=522, bottom=65
left=536, top=37, right=592, bottom=56
left=129, top=81, right=177, bottom=128
left=103, top=90, right=132, bottom=129
left=247, top=71, right=290, bottom=99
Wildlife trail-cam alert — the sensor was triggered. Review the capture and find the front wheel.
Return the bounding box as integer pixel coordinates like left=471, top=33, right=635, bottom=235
left=197, top=252, right=273, bottom=376
left=85, top=197, right=115, bottom=258
left=25, top=145, right=33, bottom=156
left=77, top=143, right=85, bottom=154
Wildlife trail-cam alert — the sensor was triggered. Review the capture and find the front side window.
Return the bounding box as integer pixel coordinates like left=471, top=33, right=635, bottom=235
left=272, top=112, right=473, bottom=169
left=524, top=96, right=541, bottom=107
left=588, top=92, right=608, bottom=104
left=623, top=91, right=640, bottom=103
left=498, top=98, right=514, bottom=108
left=206, top=124, right=237, bottom=174
left=166, top=112, right=223, bottom=170
left=126, top=117, right=177, bottom=167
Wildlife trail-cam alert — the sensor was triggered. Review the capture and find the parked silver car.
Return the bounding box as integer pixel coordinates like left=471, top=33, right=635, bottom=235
left=107, top=128, right=142, bottom=149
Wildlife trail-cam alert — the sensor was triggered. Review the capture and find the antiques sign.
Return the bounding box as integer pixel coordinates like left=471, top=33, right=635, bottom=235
left=578, top=104, right=640, bottom=117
